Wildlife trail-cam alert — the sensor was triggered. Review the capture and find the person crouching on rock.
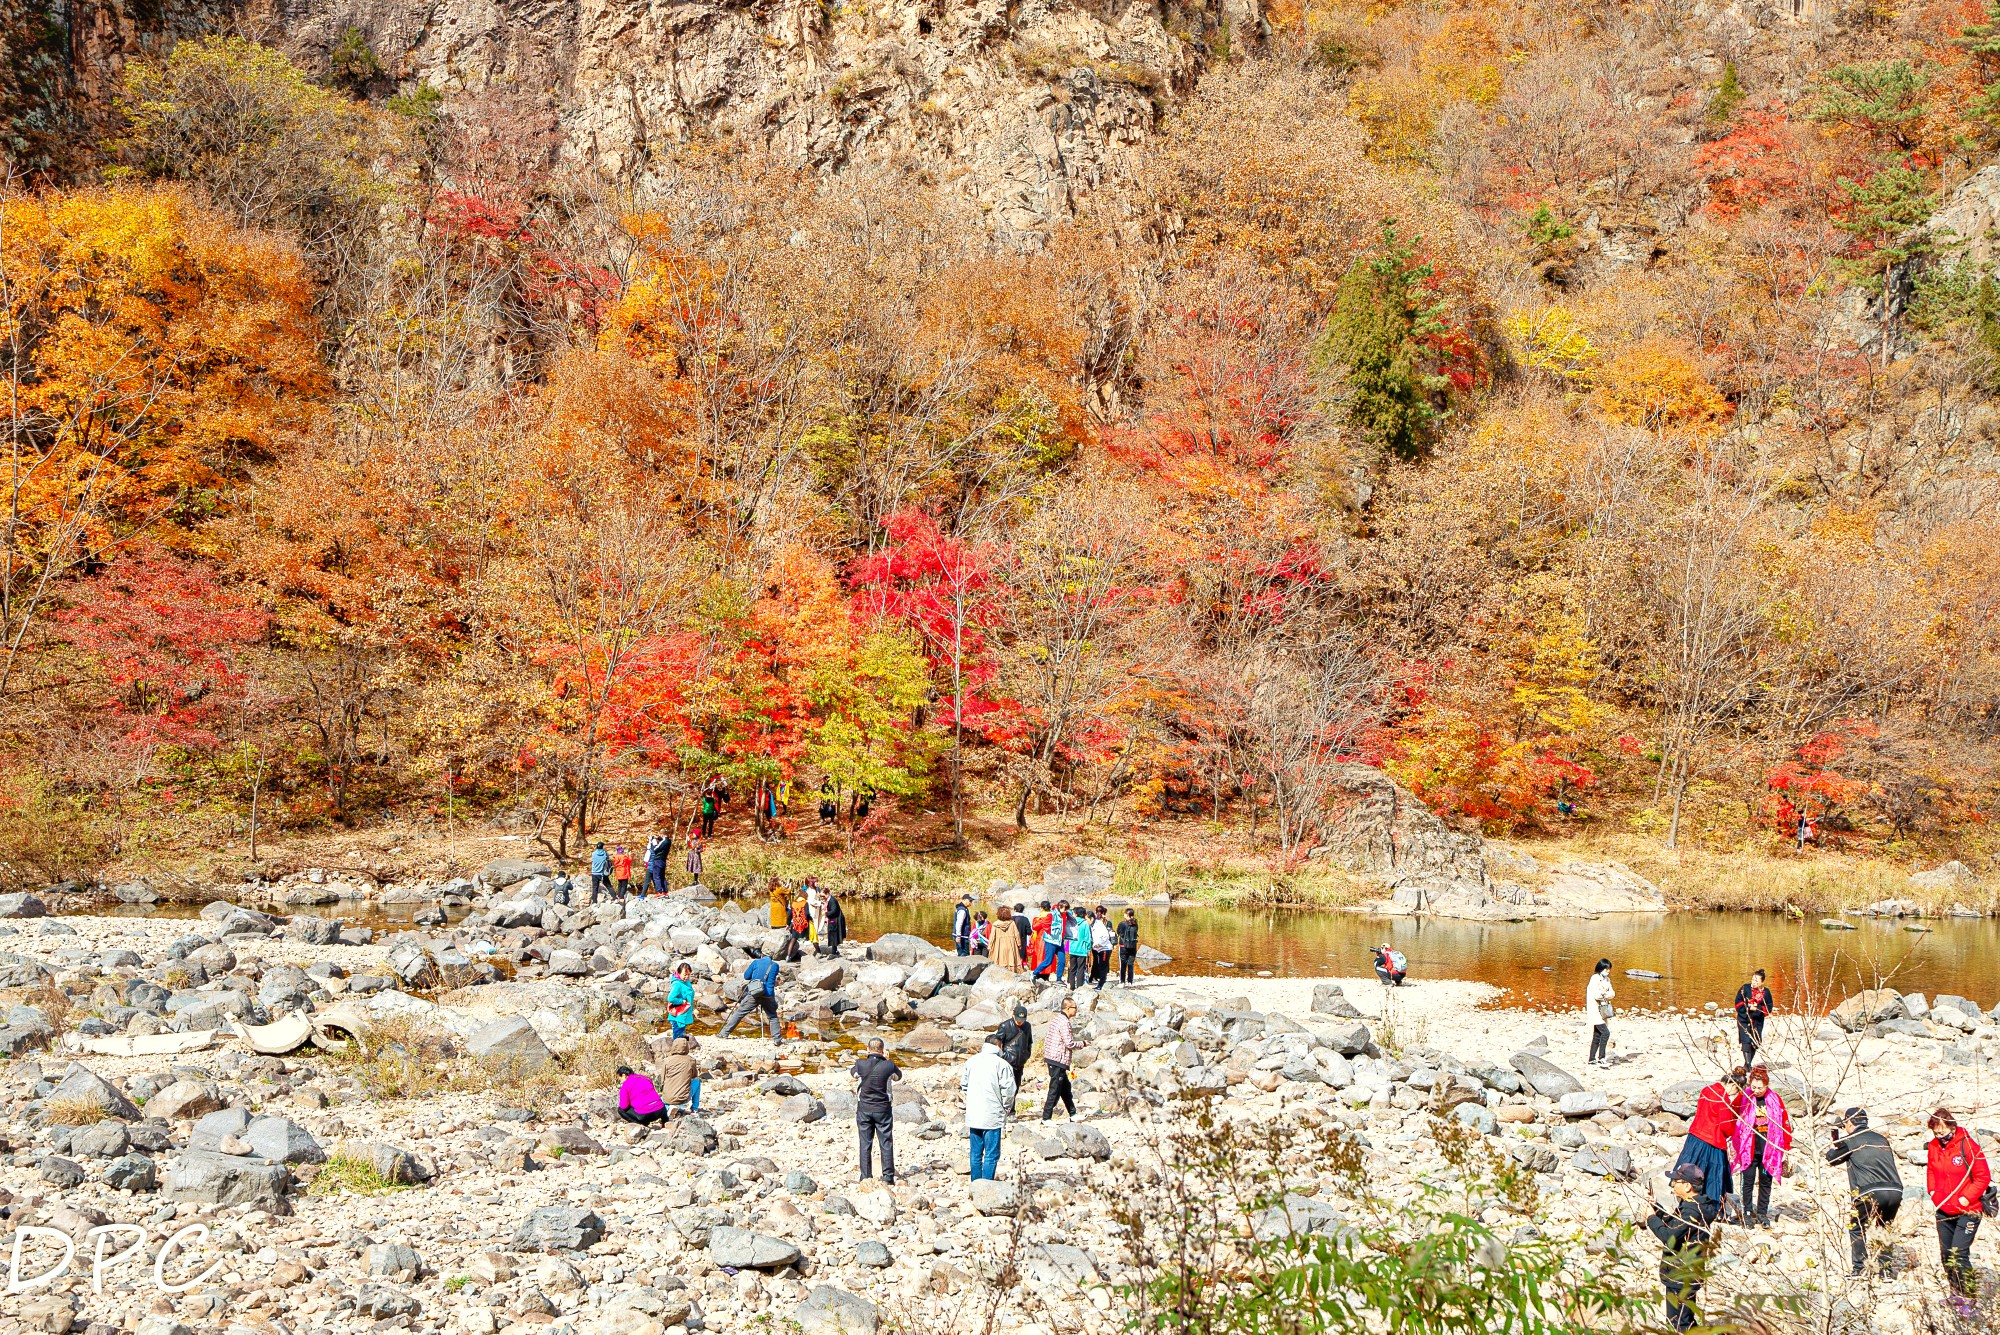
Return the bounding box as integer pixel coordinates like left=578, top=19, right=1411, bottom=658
left=1648, top=1163, right=1721, bottom=1332
left=1372, top=944, right=1406, bottom=987
left=616, top=1066, right=667, bottom=1125
left=1677, top=1068, right=1744, bottom=1211
left=658, top=1037, right=701, bottom=1118
left=1729, top=1065, right=1791, bottom=1227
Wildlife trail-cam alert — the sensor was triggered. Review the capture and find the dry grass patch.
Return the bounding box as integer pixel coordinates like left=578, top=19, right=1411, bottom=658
left=306, top=1151, right=418, bottom=1197
left=326, top=1013, right=656, bottom=1108
left=40, top=1096, right=109, bottom=1126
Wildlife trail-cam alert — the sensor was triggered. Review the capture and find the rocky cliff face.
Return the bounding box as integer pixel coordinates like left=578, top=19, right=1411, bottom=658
left=33, top=0, right=1261, bottom=245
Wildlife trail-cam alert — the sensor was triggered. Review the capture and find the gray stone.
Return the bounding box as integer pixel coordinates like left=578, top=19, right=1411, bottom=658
left=365, top=1242, right=423, bottom=1279
left=39, top=1155, right=85, bottom=1188
left=1550, top=1125, right=1588, bottom=1151
left=189, top=1107, right=253, bottom=1151
left=468, top=1016, right=552, bottom=1071
left=707, top=1226, right=801, bottom=1270
left=784, top=1171, right=817, bottom=1193
left=1571, top=1143, right=1635, bottom=1179
left=1310, top=983, right=1362, bottom=1018
left=867, top=933, right=943, bottom=967
left=779, top=1094, right=826, bottom=1124
left=968, top=1179, right=1019, bottom=1215
left=513, top=1207, right=606, bottom=1251
left=483, top=858, right=555, bottom=889
left=138, top=1078, right=221, bottom=1126
left=1557, top=1092, right=1609, bottom=1118
left=357, top=1141, right=427, bottom=1185
left=1319, top=1021, right=1372, bottom=1056
left=102, top=1153, right=158, bottom=1192
left=1042, top=855, right=1115, bottom=896
left=1507, top=1142, right=1560, bottom=1174
left=0, top=893, right=47, bottom=918
left=1052, top=1124, right=1111, bottom=1160
left=854, top=1240, right=891, bottom=1268
left=904, top=956, right=947, bottom=999
left=285, top=915, right=341, bottom=945
left=1509, top=1052, right=1585, bottom=1098
left=68, top=1121, right=130, bottom=1158
left=796, top=1284, right=880, bottom=1335
left=941, top=955, right=988, bottom=985
left=354, top=1287, right=421, bottom=1319
left=670, top=1205, right=731, bottom=1246
left=847, top=1180, right=897, bottom=1225
left=1452, top=1102, right=1497, bottom=1134
left=245, top=1116, right=325, bottom=1164
left=799, top=960, right=846, bottom=991
left=48, top=1063, right=139, bottom=1120
left=163, top=1151, right=291, bottom=1213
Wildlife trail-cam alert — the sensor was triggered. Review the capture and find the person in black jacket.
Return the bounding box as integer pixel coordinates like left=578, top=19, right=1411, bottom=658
left=852, top=1037, right=901, bottom=1184
left=1732, top=969, right=1775, bottom=1068
left=1827, top=1106, right=1904, bottom=1276
left=1116, top=909, right=1140, bottom=985
left=820, top=890, right=846, bottom=957
left=995, top=1004, right=1034, bottom=1090
left=1647, top=1163, right=1721, bottom=1332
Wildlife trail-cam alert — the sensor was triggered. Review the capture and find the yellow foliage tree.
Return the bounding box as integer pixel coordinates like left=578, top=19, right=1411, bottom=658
left=1591, top=338, right=1731, bottom=436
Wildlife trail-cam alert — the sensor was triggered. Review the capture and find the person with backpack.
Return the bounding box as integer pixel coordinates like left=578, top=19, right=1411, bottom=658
left=1733, top=969, right=1775, bottom=1068
left=1116, top=909, right=1139, bottom=985
left=1827, top=1106, right=1904, bottom=1276
left=1647, top=1163, right=1721, bottom=1332
left=1927, top=1108, right=1992, bottom=1298
left=589, top=841, right=613, bottom=902
left=1089, top=908, right=1115, bottom=989
left=1042, top=995, right=1078, bottom=1120
left=1585, top=958, right=1616, bottom=1067
left=666, top=962, right=697, bottom=1040
left=718, top=952, right=783, bottom=1044
left=1372, top=944, right=1406, bottom=987
left=1677, top=1069, right=1744, bottom=1208
left=1729, top=1065, right=1792, bottom=1227
left=853, top=1037, right=901, bottom=1185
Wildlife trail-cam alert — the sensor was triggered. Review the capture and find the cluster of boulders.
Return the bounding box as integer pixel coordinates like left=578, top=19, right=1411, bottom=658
left=1826, top=988, right=2000, bottom=1067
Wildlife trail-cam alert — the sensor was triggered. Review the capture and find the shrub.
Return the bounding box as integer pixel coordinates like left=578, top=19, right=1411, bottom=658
left=308, top=1151, right=417, bottom=1197
left=41, top=1096, right=110, bottom=1126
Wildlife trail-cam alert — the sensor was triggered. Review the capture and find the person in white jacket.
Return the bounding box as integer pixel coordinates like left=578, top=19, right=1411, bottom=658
left=960, top=1032, right=1018, bottom=1182
left=1585, top=958, right=1616, bottom=1067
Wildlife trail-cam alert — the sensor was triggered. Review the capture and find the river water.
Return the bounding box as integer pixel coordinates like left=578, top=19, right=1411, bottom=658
left=80, top=897, right=2000, bottom=1014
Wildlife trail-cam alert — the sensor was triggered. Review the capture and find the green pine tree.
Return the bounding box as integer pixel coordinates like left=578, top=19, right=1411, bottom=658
left=1706, top=60, right=1744, bottom=122
left=1955, top=0, right=2000, bottom=125
left=1317, top=221, right=1455, bottom=461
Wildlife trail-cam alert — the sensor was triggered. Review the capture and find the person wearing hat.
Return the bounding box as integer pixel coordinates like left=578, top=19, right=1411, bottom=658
left=1675, top=1068, right=1744, bottom=1208
left=1647, top=1163, right=1721, bottom=1332
left=996, top=1003, right=1034, bottom=1090
left=1827, top=1106, right=1903, bottom=1276
left=1927, top=1108, right=1992, bottom=1297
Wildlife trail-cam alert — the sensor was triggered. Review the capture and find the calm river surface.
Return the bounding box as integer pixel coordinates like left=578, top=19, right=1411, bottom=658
left=82, top=897, right=2000, bottom=1013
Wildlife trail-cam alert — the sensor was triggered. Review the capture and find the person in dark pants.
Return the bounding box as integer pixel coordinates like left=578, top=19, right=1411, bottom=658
left=1733, top=969, right=1774, bottom=1068
left=718, top=954, right=783, bottom=1044
left=996, top=1004, right=1033, bottom=1092
left=1927, top=1108, right=1991, bottom=1298
left=1116, top=909, right=1139, bottom=985
left=951, top=896, right=973, bottom=956
left=615, top=1066, right=668, bottom=1124
left=1827, top=1106, right=1903, bottom=1276
left=700, top=787, right=718, bottom=838
left=1647, top=1163, right=1720, bottom=1332
left=1585, top=958, right=1615, bottom=1067
left=645, top=831, right=671, bottom=896
left=853, top=1037, right=901, bottom=1183
left=1041, top=996, right=1078, bottom=1120
left=589, top=841, right=612, bottom=901
left=1729, top=1066, right=1791, bottom=1226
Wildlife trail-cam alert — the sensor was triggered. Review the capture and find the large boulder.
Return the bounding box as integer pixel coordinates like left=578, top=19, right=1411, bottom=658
left=47, top=1064, right=139, bottom=1120
left=1909, top=860, right=1977, bottom=892
left=867, top=933, right=943, bottom=967
left=468, top=1016, right=552, bottom=1071
left=146, top=1080, right=226, bottom=1122
left=707, top=1226, right=801, bottom=1270
left=799, top=960, right=847, bottom=991
left=482, top=858, right=555, bottom=890
left=796, top=1285, right=880, bottom=1335
left=513, top=1207, right=605, bottom=1252
left=1042, top=856, right=1115, bottom=898
left=0, top=893, right=48, bottom=918
left=245, top=1116, right=325, bottom=1165
left=163, top=1151, right=291, bottom=1214
left=1832, top=989, right=1906, bottom=1032
left=1509, top=1052, right=1585, bottom=1098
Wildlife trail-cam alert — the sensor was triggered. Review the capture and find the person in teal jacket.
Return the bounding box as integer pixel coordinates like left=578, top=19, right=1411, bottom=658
left=667, top=962, right=697, bottom=1039
left=1065, top=908, right=1092, bottom=989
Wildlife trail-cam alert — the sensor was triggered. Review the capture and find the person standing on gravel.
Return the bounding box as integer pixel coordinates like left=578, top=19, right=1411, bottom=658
left=996, top=1003, right=1034, bottom=1090
left=1827, top=1106, right=1903, bottom=1276
left=590, top=841, right=612, bottom=902
left=645, top=830, right=671, bottom=897
left=1647, top=1163, right=1720, bottom=1332
left=718, top=952, right=783, bottom=1044
left=961, top=1032, right=1017, bottom=1182
left=952, top=896, right=974, bottom=956
left=1677, top=1069, right=1743, bottom=1209
left=1042, top=995, right=1078, bottom=1120
left=1116, top=909, right=1139, bottom=985
left=683, top=831, right=704, bottom=888
left=1728, top=1066, right=1791, bottom=1227
left=612, top=845, right=634, bottom=899
left=853, top=1037, right=901, bottom=1185
left=1585, top=958, right=1615, bottom=1067
left=667, top=962, right=697, bottom=1040
left=1926, top=1108, right=1991, bottom=1299
left=1036, top=903, right=1066, bottom=980
left=1065, top=907, right=1092, bottom=989
left=1089, top=908, right=1114, bottom=989
left=990, top=904, right=1024, bottom=972
left=1732, top=969, right=1774, bottom=1068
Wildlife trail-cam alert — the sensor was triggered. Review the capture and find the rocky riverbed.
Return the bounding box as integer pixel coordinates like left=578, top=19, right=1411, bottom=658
left=0, top=874, right=1996, bottom=1335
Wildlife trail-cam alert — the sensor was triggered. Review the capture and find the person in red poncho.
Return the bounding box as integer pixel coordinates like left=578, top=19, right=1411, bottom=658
left=1674, top=1068, right=1745, bottom=1207
left=1927, top=1108, right=1992, bottom=1298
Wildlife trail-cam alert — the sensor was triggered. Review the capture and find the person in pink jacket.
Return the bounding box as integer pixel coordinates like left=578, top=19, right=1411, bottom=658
left=1728, top=1065, right=1792, bottom=1227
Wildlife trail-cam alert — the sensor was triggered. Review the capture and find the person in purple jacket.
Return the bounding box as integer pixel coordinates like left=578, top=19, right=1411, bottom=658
left=615, top=1066, right=667, bottom=1124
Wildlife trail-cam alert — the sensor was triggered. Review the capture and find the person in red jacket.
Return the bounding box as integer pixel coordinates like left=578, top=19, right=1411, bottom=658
left=1674, top=1068, right=1745, bottom=1207
left=1927, top=1108, right=1991, bottom=1298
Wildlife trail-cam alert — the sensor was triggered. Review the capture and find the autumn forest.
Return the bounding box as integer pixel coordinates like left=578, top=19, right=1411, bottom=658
left=5, top=0, right=2000, bottom=888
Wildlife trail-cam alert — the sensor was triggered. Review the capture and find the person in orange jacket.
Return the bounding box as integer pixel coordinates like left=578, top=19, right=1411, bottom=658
left=1674, top=1068, right=1745, bottom=1207
left=1927, top=1108, right=1992, bottom=1298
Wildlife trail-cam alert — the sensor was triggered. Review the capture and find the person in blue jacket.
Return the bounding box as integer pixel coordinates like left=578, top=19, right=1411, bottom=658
left=718, top=952, right=783, bottom=1044
left=589, top=841, right=612, bottom=901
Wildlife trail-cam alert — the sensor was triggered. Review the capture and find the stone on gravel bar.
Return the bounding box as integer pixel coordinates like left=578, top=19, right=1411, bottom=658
left=102, top=1153, right=158, bottom=1192
left=148, top=1080, right=225, bottom=1122
left=1509, top=1052, right=1584, bottom=1098
left=467, top=1015, right=552, bottom=1070
left=513, top=1207, right=606, bottom=1252
left=48, top=1063, right=139, bottom=1120
left=968, top=1180, right=1020, bottom=1216
left=163, top=1150, right=292, bottom=1214
left=707, top=1225, right=801, bottom=1270
left=795, top=1284, right=880, bottom=1334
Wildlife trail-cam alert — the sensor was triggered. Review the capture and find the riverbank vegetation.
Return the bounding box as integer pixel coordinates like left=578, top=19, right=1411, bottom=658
left=5, top=0, right=2000, bottom=896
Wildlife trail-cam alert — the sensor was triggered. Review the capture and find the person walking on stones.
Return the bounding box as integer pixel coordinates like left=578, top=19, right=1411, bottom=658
left=1042, top=995, right=1078, bottom=1120
left=1089, top=907, right=1114, bottom=989
left=1585, top=958, right=1615, bottom=1067
left=718, top=952, right=783, bottom=1045
left=952, top=896, right=974, bottom=956
left=990, top=904, right=1024, bottom=972
left=683, top=831, right=704, bottom=888
left=853, top=1037, right=901, bottom=1185
left=1677, top=1068, right=1743, bottom=1210
left=1827, top=1106, right=1904, bottom=1276
left=1116, top=908, right=1139, bottom=986
left=961, top=1032, right=1017, bottom=1183
left=658, top=1036, right=701, bottom=1117
left=1066, top=906, right=1092, bottom=989
left=1647, top=1163, right=1721, bottom=1333
left=1926, top=1107, right=1991, bottom=1299
left=590, top=841, right=613, bottom=902
left=1733, top=969, right=1774, bottom=1069
left=1729, top=1065, right=1792, bottom=1227
left=997, top=1003, right=1034, bottom=1091
left=821, top=887, right=847, bottom=956
left=667, top=962, right=697, bottom=1040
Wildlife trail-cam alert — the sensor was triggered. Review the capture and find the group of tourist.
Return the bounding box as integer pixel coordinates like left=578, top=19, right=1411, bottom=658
left=766, top=876, right=847, bottom=960
left=573, top=832, right=707, bottom=901
left=1588, top=961, right=1997, bottom=1328
left=950, top=896, right=1140, bottom=990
